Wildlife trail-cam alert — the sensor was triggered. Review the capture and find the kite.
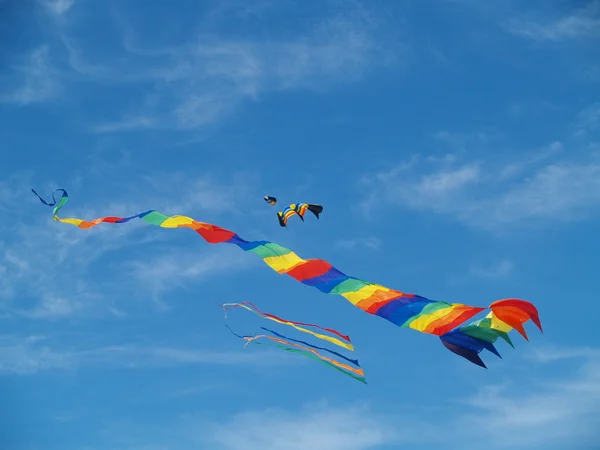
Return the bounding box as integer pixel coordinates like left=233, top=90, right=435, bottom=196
left=264, top=196, right=277, bottom=206
left=32, top=188, right=542, bottom=368
left=277, top=202, right=323, bottom=227
left=222, top=303, right=365, bottom=383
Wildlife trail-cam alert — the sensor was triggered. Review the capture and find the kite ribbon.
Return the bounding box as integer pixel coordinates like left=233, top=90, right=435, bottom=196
left=221, top=301, right=353, bottom=351
left=224, top=325, right=366, bottom=383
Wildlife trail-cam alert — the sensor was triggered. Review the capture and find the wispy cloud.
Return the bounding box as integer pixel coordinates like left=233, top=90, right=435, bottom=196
left=468, top=258, right=513, bottom=279
left=0, top=45, right=60, bottom=105
left=39, top=0, right=75, bottom=17
left=449, top=258, right=513, bottom=285
left=506, top=100, right=560, bottom=120
left=125, top=247, right=255, bottom=310
left=335, top=236, right=381, bottom=251
left=0, top=333, right=294, bottom=375
left=73, top=347, right=600, bottom=449
left=204, top=349, right=600, bottom=450
left=91, top=116, right=155, bottom=133
left=506, top=2, right=600, bottom=41
left=360, top=139, right=600, bottom=232
left=205, top=402, right=398, bottom=450
left=0, top=169, right=258, bottom=320
left=457, top=352, right=600, bottom=449
left=530, top=345, right=600, bottom=363
left=50, top=1, right=404, bottom=131
left=575, top=102, right=600, bottom=137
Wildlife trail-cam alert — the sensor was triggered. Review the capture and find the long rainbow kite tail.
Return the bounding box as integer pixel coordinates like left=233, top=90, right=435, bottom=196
left=33, top=189, right=542, bottom=368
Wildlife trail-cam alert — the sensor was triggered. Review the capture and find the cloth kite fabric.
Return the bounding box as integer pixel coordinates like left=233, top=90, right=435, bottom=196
left=221, top=301, right=354, bottom=351
left=439, top=299, right=543, bottom=368
left=277, top=202, right=323, bottom=227
left=222, top=302, right=366, bottom=383
left=32, top=188, right=542, bottom=368
left=264, top=195, right=277, bottom=206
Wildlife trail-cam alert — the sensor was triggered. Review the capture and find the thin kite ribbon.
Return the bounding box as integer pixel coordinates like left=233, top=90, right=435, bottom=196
left=221, top=302, right=353, bottom=351
left=274, top=344, right=367, bottom=384
left=259, top=327, right=360, bottom=367
left=244, top=333, right=365, bottom=377
left=221, top=301, right=350, bottom=342
left=224, top=325, right=366, bottom=383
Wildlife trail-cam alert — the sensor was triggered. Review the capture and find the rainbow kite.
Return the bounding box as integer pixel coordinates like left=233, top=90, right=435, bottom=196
left=33, top=188, right=543, bottom=369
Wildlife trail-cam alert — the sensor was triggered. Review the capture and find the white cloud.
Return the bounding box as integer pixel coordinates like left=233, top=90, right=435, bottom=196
left=457, top=353, right=600, bottom=449
left=57, top=3, right=404, bottom=131
left=433, top=130, right=501, bottom=150
left=205, top=403, right=398, bottom=450
left=125, top=246, right=255, bottom=310
left=468, top=258, right=513, bottom=279
left=91, top=116, right=155, bottom=133
left=361, top=140, right=600, bottom=231
left=575, top=102, right=600, bottom=137
left=335, top=236, right=381, bottom=250
left=0, top=169, right=258, bottom=319
left=449, top=259, right=513, bottom=285
left=0, top=45, right=60, bottom=105
left=0, top=334, right=295, bottom=375
left=39, top=0, right=74, bottom=16
left=506, top=2, right=600, bottom=41
left=68, top=347, right=600, bottom=449
left=530, top=346, right=600, bottom=363
left=192, top=349, right=600, bottom=449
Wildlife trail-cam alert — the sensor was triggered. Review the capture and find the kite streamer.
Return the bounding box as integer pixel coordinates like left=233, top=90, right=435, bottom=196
left=32, top=188, right=542, bottom=368
left=221, top=301, right=353, bottom=351
left=260, top=327, right=360, bottom=367
left=274, top=344, right=367, bottom=383
left=225, top=325, right=366, bottom=383
left=223, top=303, right=363, bottom=381
left=245, top=334, right=364, bottom=377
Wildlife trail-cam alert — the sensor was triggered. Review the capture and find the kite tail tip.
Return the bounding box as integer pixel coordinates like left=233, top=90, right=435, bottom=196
left=489, top=298, right=541, bottom=339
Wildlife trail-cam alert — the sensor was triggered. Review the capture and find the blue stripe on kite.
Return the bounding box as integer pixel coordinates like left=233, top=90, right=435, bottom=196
left=375, top=299, right=432, bottom=327
left=441, top=330, right=501, bottom=358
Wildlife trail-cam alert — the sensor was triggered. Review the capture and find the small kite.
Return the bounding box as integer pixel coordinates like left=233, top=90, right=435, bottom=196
left=32, top=188, right=542, bottom=369
left=264, top=196, right=277, bottom=206
left=277, top=202, right=323, bottom=227
left=222, top=302, right=366, bottom=383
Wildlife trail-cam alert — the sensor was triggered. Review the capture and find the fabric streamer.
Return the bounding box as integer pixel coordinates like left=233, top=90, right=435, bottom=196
left=222, top=304, right=363, bottom=381
left=32, top=188, right=542, bottom=368
left=221, top=301, right=353, bottom=351
left=224, top=325, right=366, bottom=383
left=260, top=327, right=360, bottom=367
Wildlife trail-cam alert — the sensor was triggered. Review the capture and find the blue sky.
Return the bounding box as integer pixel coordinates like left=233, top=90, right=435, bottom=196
left=1, top=0, right=600, bottom=449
